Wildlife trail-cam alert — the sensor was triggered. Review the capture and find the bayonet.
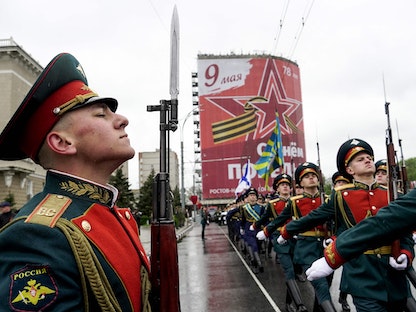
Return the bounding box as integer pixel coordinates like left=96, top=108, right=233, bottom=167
left=169, top=5, right=179, bottom=126
left=170, top=5, right=179, bottom=101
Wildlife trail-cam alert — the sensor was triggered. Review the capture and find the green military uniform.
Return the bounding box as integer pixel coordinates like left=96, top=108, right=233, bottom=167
left=0, top=170, right=151, bottom=311
left=283, top=139, right=414, bottom=309
left=0, top=53, right=151, bottom=311
left=325, top=187, right=416, bottom=271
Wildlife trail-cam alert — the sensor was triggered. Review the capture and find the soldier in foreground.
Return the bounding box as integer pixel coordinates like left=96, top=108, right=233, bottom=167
left=0, top=53, right=151, bottom=311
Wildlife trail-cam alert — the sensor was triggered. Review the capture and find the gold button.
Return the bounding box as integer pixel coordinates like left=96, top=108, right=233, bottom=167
left=125, top=211, right=131, bottom=220
left=81, top=220, right=91, bottom=232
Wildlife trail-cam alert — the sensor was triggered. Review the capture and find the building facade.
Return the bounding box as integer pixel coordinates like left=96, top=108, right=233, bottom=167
left=0, top=38, right=46, bottom=209
left=138, top=149, right=179, bottom=191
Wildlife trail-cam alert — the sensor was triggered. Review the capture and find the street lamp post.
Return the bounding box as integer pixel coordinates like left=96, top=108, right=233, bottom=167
left=180, top=108, right=197, bottom=220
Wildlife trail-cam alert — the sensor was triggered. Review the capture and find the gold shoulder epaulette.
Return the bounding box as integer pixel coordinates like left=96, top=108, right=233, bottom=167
left=25, top=194, right=72, bottom=228
left=289, top=194, right=304, bottom=201
left=334, top=183, right=355, bottom=192
left=269, top=198, right=280, bottom=204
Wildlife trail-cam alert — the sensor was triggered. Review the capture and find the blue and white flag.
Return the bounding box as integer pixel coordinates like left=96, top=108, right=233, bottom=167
left=235, top=159, right=251, bottom=196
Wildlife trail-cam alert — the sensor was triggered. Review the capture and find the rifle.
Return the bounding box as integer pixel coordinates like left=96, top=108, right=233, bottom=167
left=316, top=141, right=332, bottom=238
left=384, top=86, right=402, bottom=260
left=384, top=87, right=416, bottom=287
left=396, top=120, right=409, bottom=194
left=290, top=157, right=297, bottom=196
left=146, top=6, right=180, bottom=311
left=385, top=101, right=400, bottom=203
left=316, top=141, right=326, bottom=203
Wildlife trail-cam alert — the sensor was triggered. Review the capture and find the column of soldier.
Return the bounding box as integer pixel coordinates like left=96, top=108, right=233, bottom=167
left=226, top=138, right=416, bottom=312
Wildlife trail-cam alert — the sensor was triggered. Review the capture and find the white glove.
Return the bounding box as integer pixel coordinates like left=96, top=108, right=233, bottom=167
left=323, top=238, right=333, bottom=248
left=249, top=224, right=255, bottom=231
left=306, top=257, right=334, bottom=281
left=240, top=228, right=245, bottom=235
left=256, top=230, right=266, bottom=240
left=389, top=254, right=408, bottom=270
left=206, top=220, right=209, bottom=225
left=412, top=232, right=416, bottom=244
left=277, top=235, right=287, bottom=245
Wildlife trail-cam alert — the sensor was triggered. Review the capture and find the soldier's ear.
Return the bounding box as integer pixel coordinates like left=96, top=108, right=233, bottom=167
left=45, top=131, right=77, bottom=156
left=345, top=166, right=354, bottom=176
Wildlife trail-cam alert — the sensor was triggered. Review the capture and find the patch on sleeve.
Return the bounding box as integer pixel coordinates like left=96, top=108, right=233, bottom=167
left=9, top=265, right=58, bottom=311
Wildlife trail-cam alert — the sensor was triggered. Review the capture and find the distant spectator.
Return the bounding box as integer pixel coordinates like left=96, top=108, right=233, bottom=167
left=201, top=206, right=209, bottom=239
left=0, top=201, right=15, bottom=228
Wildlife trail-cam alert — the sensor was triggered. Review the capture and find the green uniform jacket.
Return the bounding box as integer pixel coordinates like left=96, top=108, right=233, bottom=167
left=266, top=192, right=328, bottom=265
left=327, top=187, right=416, bottom=266
left=255, top=197, right=293, bottom=254
left=0, top=170, right=150, bottom=311
left=282, top=182, right=414, bottom=302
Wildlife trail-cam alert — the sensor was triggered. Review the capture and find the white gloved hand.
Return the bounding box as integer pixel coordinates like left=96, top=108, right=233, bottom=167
left=323, top=238, right=333, bottom=248
left=306, top=257, right=334, bottom=281
left=256, top=230, right=266, bottom=240
left=277, top=235, right=287, bottom=245
left=389, top=254, right=408, bottom=270
left=249, top=224, right=255, bottom=231
left=240, top=228, right=245, bottom=235
left=413, top=232, right=416, bottom=244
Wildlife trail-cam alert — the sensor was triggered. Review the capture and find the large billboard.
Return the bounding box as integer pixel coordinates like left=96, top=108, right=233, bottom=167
left=197, top=55, right=306, bottom=200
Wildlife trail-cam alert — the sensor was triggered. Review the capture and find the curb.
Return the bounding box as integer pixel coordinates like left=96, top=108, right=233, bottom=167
left=176, top=223, right=194, bottom=241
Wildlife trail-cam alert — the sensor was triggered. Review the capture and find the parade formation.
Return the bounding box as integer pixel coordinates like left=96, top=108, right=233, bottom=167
left=1, top=4, right=415, bottom=312
left=222, top=137, right=416, bottom=312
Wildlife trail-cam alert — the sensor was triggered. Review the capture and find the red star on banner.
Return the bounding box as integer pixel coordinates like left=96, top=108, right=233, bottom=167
left=206, top=58, right=302, bottom=140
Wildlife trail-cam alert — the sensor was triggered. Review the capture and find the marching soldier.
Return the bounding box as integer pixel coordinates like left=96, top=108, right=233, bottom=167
left=254, top=174, right=307, bottom=312
left=241, top=187, right=265, bottom=273
left=276, top=138, right=414, bottom=312
left=257, top=162, right=335, bottom=311
left=375, top=159, right=388, bottom=187
left=330, top=172, right=352, bottom=312
left=0, top=53, right=151, bottom=311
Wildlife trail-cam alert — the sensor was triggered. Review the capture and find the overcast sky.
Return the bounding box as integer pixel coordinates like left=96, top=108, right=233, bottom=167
left=2, top=0, right=416, bottom=189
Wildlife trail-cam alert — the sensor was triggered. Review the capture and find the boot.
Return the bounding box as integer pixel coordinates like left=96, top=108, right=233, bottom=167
left=286, top=279, right=308, bottom=312
left=285, top=289, right=297, bottom=312
left=267, top=240, right=273, bottom=258
left=319, top=300, right=336, bottom=312
left=338, top=292, right=350, bottom=312
left=254, top=251, right=264, bottom=273
left=275, top=253, right=280, bottom=264
left=247, top=246, right=260, bottom=273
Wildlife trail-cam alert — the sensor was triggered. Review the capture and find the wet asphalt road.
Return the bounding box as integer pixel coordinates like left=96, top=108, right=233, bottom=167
left=140, top=219, right=356, bottom=312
